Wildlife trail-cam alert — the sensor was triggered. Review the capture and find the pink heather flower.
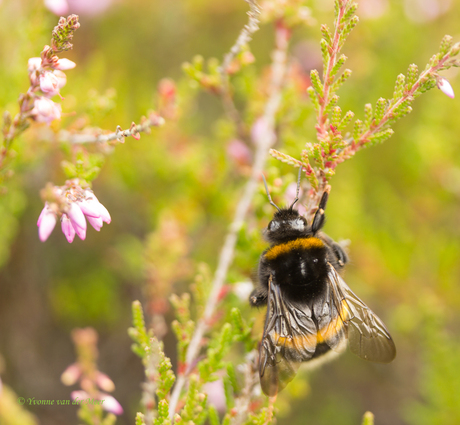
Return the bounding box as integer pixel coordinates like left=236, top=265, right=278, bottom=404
left=87, top=215, right=103, bottom=231
left=67, top=0, right=113, bottom=16
left=250, top=117, right=275, bottom=146
left=39, top=71, right=67, bottom=97
left=437, top=77, right=455, bottom=99
left=61, top=214, right=76, bottom=243
left=203, top=380, right=226, bottom=413
left=77, top=198, right=103, bottom=218
left=227, top=139, right=252, bottom=166
left=28, top=57, right=42, bottom=73
left=44, top=0, right=69, bottom=15
left=96, top=372, right=115, bottom=392
left=68, top=203, right=87, bottom=240
left=101, top=394, right=123, bottom=415
left=38, top=206, right=57, bottom=242
left=85, top=191, right=111, bottom=223
left=61, top=363, right=82, bottom=386
left=71, top=390, right=89, bottom=403
left=54, top=58, right=76, bottom=71
left=31, top=97, right=62, bottom=124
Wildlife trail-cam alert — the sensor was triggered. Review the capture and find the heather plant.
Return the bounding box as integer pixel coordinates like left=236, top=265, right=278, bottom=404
left=1, top=1, right=460, bottom=425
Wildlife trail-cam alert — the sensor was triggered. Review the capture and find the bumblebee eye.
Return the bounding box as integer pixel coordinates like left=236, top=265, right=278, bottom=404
left=268, top=220, right=280, bottom=231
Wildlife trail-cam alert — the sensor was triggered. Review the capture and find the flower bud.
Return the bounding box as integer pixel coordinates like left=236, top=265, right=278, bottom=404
left=44, top=0, right=69, bottom=15
left=38, top=207, right=57, bottom=242
left=61, top=363, right=81, bottom=386
left=31, top=97, right=62, bottom=124
left=61, top=214, right=76, bottom=243
left=437, top=77, right=455, bottom=99
left=96, top=372, right=115, bottom=392
left=54, top=58, right=76, bottom=70
left=101, top=394, right=124, bottom=415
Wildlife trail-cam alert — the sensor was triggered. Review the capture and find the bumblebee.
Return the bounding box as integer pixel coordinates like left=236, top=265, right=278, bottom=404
left=250, top=174, right=396, bottom=396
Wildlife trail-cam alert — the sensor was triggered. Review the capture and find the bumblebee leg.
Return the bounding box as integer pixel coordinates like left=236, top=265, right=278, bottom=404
left=249, top=286, right=268, bottom=307
left=331, top=241, right=348, bottom=267
left=311, top=187, right=330, bottom=233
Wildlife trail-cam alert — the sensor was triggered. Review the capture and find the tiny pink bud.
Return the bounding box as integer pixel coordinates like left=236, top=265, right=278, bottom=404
left=38, top=208, right=57, bottom=242
left=77, top=199, right=102, bottom=218
left=71, top=390, right=89, bottom=402
left=87, top=215, right=103, bottom=231
left=61, top=363, right=81, bottom=386
left=96, top=372, right=115, bottom=392
left=438, top=77, right=455, bottom=99
left=54, top=58, right=76, bottom=70
left=86, top=192, right=111, bottom=223
left=31, top=97, right=62, bottom=124
left=44, top=0, right=69, bottom=15
left=61, top=214, right=76, bottom=243
left=101, top=394, right=123, bottom=415
left=68, top=203, right=86, bottom=231
left=37, top=205, right=47, bottom=226
left=28, top=57, right=42, bottom=73
left=39, top=71, right=66, bottom=97
left=203, top=379, right=226, bottom=413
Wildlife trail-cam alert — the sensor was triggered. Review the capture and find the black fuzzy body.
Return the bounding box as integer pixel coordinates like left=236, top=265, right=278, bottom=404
left=250, top=207, right=347, bottom=307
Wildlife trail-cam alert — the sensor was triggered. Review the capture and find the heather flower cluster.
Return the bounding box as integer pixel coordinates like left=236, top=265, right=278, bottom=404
left=27, top=39, right=77, bottom=124
left=61, top=328, right=123, bottom=416
left=37, top=179, right=111, bottom=243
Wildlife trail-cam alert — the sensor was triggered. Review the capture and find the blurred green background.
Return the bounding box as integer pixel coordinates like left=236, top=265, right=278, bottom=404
left=1, top=0, right=460, bottom=424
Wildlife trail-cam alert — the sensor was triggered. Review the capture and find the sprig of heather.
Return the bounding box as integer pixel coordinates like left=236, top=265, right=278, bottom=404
left=1, top=15, right=80, bottom=181
left=269, top=1, right=459, bottom=216
left=61, top=327, right=123, bottom=425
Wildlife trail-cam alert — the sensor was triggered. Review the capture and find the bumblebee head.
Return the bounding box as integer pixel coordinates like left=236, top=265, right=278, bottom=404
left=266, top=208, right=309, bottom=243
left=262, top=169, right=330, bottom=243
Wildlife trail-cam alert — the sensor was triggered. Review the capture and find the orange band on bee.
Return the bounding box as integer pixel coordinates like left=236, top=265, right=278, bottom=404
left=273, top=300, right=350, bottom=349
left=265, top=237, right=325, bottom=261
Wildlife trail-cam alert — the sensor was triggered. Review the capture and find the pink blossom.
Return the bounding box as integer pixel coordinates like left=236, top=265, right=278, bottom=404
left=227, top=139, right=252, bottom=166
left=38, top=206, right=57, bottom=242
left=87, top=215, right=103, bottom=231
left=71, top=390, right=90, bottom=403
left=31, top=97, right=62, bottom=124
left=68, top=203, right=87, bottom=240
left=77, top=198, right=103, bottom=218
left=61, top=363, right=82, bottom=386
left=44, top=0, right=69, bottom=15
left=203, top=380, right=226, bottom=413
left=61, top=214, right=76, bottom=243
left=67, top=0, right=113, bottom=16
left=85, top=191, right=111, bottom=223
left=39, top=71, right=67, bottom=97
left=437, top=77, right=455, bottom=99
left=101, top=394, right=123, bottom=415
left=96, top=372, right=115, bottom=392
left=28, top=57, right=42, bottom=73
left=54, top=58, right=76, bottom=71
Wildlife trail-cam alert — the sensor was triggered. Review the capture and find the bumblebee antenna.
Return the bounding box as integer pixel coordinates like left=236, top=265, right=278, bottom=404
left=289, top=167, right=302, bottom=210
left=262, top=173, right=281, bottom=211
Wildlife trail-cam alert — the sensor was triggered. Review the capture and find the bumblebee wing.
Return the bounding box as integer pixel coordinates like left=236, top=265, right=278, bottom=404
left=313, top=280, right=348, bottom=353
left=327, top=264, right=396, bottom=363
left=259, top=274, right=317, bottom=396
